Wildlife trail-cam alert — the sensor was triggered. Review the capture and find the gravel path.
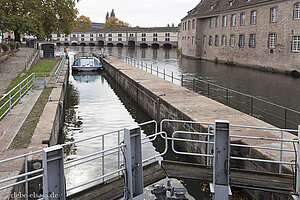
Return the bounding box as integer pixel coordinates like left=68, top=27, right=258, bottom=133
left=0, top=47, right=36, bottom=96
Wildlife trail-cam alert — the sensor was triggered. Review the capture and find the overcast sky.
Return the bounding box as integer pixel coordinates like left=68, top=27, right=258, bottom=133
left=76, top=0, right=200, bottom=27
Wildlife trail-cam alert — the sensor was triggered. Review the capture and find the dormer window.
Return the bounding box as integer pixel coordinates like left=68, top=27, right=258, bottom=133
left=210, top=5, right=215, bottom=10
left=229, top=1, right=233, bottom=6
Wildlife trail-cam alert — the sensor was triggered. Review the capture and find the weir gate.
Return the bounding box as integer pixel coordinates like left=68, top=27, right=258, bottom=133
left=0, top=119, right=299, bottom=199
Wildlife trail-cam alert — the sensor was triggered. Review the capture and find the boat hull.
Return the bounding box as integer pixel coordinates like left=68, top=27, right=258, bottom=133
left=72, top=66, right=103, bottom=71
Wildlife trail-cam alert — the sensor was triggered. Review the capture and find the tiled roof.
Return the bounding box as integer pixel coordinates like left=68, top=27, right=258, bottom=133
left=73, top=27, right=178, bottom=33
left=186, top=0, right=279, bottom=17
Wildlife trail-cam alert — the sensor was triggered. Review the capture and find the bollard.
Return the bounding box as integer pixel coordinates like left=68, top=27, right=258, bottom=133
left=181, top=75, right=184, bottom=87
left=157, top=66, right=159, bottom=77
left=151, top=65, right=153, bottom=74
left=163, top=69, right=165, bottom=80
left=171, top=72, right=173, bottom=83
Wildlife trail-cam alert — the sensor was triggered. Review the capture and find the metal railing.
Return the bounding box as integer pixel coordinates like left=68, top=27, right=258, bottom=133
left=0, top=73, right=35, bottom=120
left=110, top=53, right=300, bottom=130
left=0, top=119, right=299, bottom=199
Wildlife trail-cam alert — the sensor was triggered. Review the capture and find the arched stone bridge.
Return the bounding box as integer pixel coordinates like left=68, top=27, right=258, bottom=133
left=51, top=27, right=178, bottom=49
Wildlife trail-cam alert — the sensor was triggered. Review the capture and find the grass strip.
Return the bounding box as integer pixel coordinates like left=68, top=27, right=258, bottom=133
left=8, top=88, right=52, bottom=149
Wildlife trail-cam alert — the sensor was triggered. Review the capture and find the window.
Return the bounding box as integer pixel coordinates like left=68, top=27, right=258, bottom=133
left=108, top=38, right=112, bottom=41
left=222, top=16, right=227, bottom=27
left=188, top=20, right=191, bottom=30
left=81, top=34, right=84, bottom=37
left=118, top=38, right=122, bottom=41
left=210, top=18, right=213, bottom=28
left=65, top=38, right=68, bottom=41
left=215, top=35, right=219, bottom=46
left=294, top=3, right=300, bottom=19
left=210, top=5, right=214, bottom=10
left=165, top=38, right=170, bottom=41
left=185, top=22, right=187, bottom=30
left=249, top=34, right=255, bottom=48
left=270, top=7, right=277, bottom=22
left=230, top=35, right=235, bottom=47
left=192, top=36, right=195, bottom=46
left=203, top=35, right=207, bottom=46
left=222, top=35, right=227, bottom=47
left=192, top=19, right=195, bottom=29
left=108, top=34, right=112, bottom=37
left=292, top=36, right=300, bottom=52
left=153, top=33, right=158, bottom=37
left=90, top=38, right=93, bottom=41
left=209, top=36, right=213, bottom=46
left=142, top=38, right=146, bottom=41
left=229, top=1, right=233, bottom=6
left=142, top=33, right=146, bottom=37
left=81, top=38, right=84, bottom=41
left=72, top=34, right=76, bottom=37
left=165, top=33, right=170, bottom=37
left=239, top=34, right=245, bottom=47
left=90, top=34, right=93, bottom=37
left=240, top=13, right=245, bottom=25
left=216, top=16, right=220, bottom=27
left=153, top=38, right=157, bottom=41
left=231, top=14, right=236, bottom=26
left=118, top=34, right=122, bottom=37
left=251, top=11, right=257, bottom=24
left=269, top=34, right=276, bottom=48
left=99, top=34, right=103, bottom=37
left=129, top=33, right=134, bottom=37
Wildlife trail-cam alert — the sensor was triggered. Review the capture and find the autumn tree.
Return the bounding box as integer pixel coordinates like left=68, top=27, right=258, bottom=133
left=105, top=12, right=109, bottom=21
left=76, top=15, right=92, bottom=29
left=0, top=0, right=78, bottom=42
left=104, top=17, right=129, bottom=29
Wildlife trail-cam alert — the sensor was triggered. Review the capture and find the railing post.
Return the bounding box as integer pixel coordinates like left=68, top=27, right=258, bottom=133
left=25, top=155, right=29, bottom=200
left=124, top=127, right=144, bottom=199
left=102, top=135, right=105, bottom=182
left=118, top=131, right=120, bottom=176
left=151, top=65, right=153, bottom=74
left=207, top=83, right=210, bottom=98
left=33, top=73, right=36, bottom=87
left=157, top=66, right=159, bottom=77
left=19, top=84, right=22, bottom=103
left=297, top=125, right=300, bottom=194
left=181, top=75, right=184, bottom=87
left=26, top=78, right=29, bottom=94
left=279, top=131, right=283, bottom=174
left=210, top=120, right=231, bottom=200
left=43, top=145, right=66, bottom=200
left=251, top=97, right=254, bottom=116
left=171, top=72, right=174, bottom=83
left=146, top=63, right=147, bottom=72
left=163, top=69, right=166, bottom=80
left=226, top=89, right=229, bottom=105
left=192, top=79, right=195, bottom=92
left=9, top=93, right=12, bottom=115
left=284, top=109, right=287, bottom=129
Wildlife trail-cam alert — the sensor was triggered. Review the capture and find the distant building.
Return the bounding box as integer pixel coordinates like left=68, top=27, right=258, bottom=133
left=92, top=22, right=104, bottom=29
left=51, top=27, right=178, bottom=48
left=179, top=0, right=300, bottom=74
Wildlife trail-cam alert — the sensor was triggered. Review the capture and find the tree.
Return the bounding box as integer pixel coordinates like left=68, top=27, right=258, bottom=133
left=110, top=9, right=115, bottom=18
left=104, top=17, right=129, bottom=29
left=167, top=24, right=170, bottom=27
left=0, top=0, right=78, bottom=42
left=105, top=12, right=109, bottom=22
left=76, top=15, right=92, bottom=29
left=172, top=23, right=174, bottom=27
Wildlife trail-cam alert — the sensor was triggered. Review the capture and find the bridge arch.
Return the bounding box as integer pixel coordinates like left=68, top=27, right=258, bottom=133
left=98, top=40, right=104, bottom=47
left=107, top=43, right=114, bottom=47
left=89, top=42, right=96, bottom=46
left=80, top=43, right=86, bottom=46
left=140, top=43, right=148, bottom=48
left=116, top=43, right=124, bottom=47
left=63, top=42, right=70, bottom=46
left=128, top=41, right=135, bottom=48
left=163, top=43, right=172, bottom=49
left=151, top=43, right=160, bottom=49
left=71, top=42, right=78, bottom=46
left=56, top=42, right=62, bottom=46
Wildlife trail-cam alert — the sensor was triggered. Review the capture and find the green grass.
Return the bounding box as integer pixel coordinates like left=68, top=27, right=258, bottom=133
left=9, top=88, right=53, bottom=149
left=0, top=59, right=58, bottom=121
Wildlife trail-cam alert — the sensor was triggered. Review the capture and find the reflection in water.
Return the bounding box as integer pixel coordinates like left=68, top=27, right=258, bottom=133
left=72, top=71, right=102, bottom=83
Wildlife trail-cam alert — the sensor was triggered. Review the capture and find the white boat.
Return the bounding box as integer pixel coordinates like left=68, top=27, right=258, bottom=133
left=72, top=52, right=103, bottom=71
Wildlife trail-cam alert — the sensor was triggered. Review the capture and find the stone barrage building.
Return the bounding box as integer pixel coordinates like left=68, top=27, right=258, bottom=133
left=179, top=0, right=300, bottom=74
left=51, top=27, right=178, bottom=49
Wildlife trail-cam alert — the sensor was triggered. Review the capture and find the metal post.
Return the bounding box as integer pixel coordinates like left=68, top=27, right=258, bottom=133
left=151, top=65, right=152, bottom=74
left=226, top=89, right=229, bottom=105
left=206, top=125, right=211, bottom=166
left=157, top=66, right=158, bottom=77
left=43, top=145, right=66, bottom=200
left=9, top=93, right=11, bottom=114
left=296, top=125, right=300, bottom=194
left=207, top=83, right=210, bottom=98
left=124, top=127, right=144, bottom=200
left=25, top=155, right=28, bottom=200
left=44, top=73, right=46, bottom=88
left=118, top=131, right=120, bottom=176
left=284, top=109, right=287, bottom=129
left=102, top=135, right=105, bottom=182
left=146, top=63, right=147, bottom=72
left=163, top=69, right=165, bottom=80
left=26, top=78, right=29, bottom=94
left=279, top=131, right=283, bottom=174
left=251, top=97, right=254, bottom=116
left=19, top=85, right=22, bottom=103
left=192, top=79, right=195, bottom=92
left=210, top=120, right=231, bottom=200
left=171, top=72, right=174, bottom=83
left=33, top=73, right=36, bottom=87
left=181, top=75, right=184, bottom=87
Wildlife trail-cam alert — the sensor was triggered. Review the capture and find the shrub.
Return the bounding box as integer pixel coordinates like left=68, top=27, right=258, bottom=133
left=9, top=42, right=16, bottom=51
left=1, top=43, right=9, bottom=52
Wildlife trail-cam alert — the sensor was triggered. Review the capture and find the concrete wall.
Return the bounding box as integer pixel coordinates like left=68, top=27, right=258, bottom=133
left=179, top=0, right=300, bottom=74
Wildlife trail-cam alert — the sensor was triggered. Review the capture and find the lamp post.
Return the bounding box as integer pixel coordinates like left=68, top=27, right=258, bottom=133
left=0, top=19, right=3, bottom=43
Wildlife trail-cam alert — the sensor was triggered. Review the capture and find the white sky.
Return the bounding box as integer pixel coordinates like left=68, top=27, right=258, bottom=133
left=76, top=0, right=200, bottom=27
